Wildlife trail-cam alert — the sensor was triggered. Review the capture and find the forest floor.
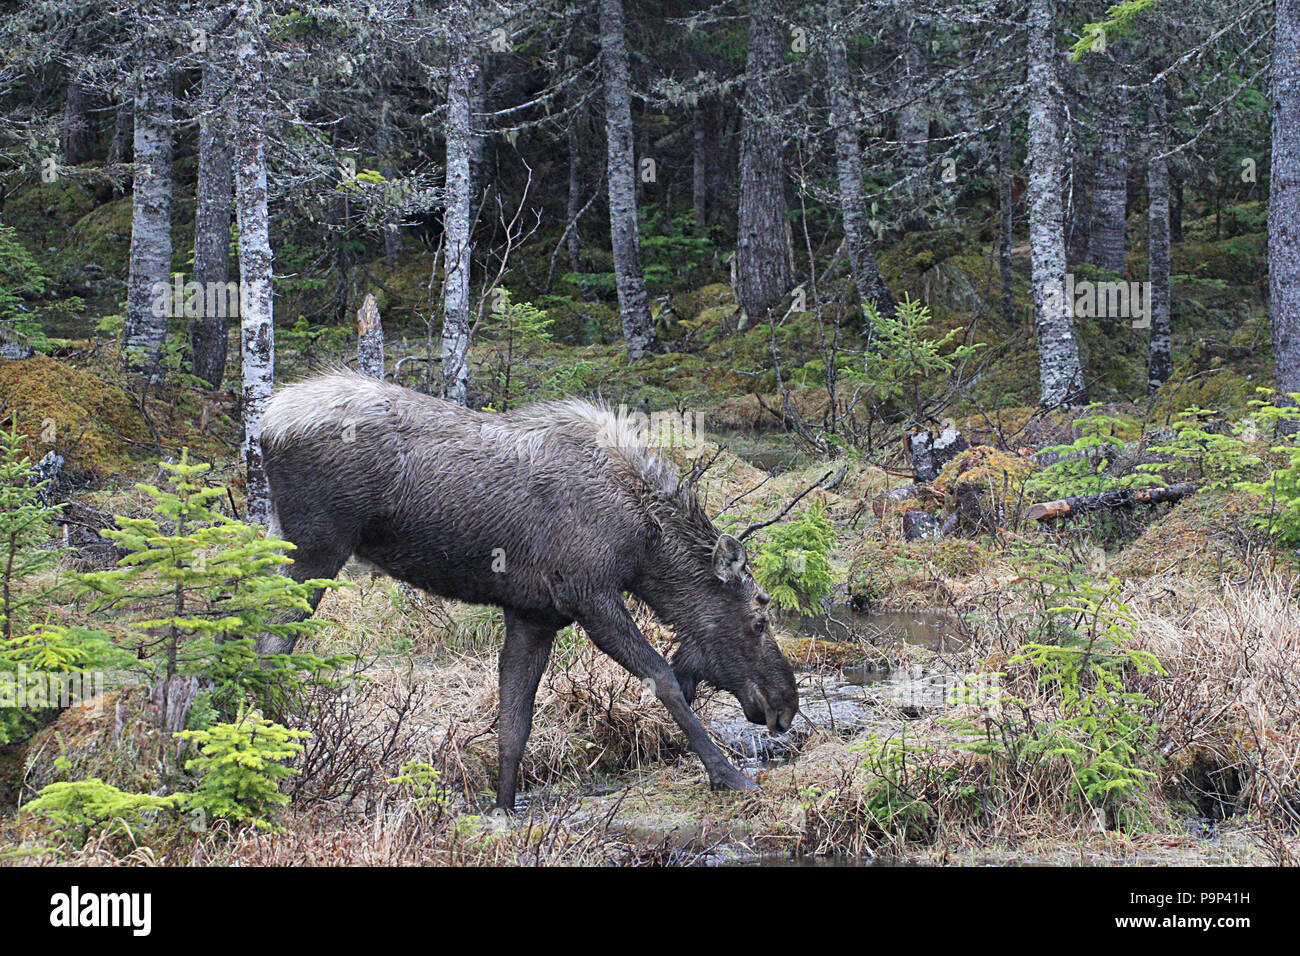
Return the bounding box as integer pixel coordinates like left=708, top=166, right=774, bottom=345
left=4, top=403, right=1296, bottom=866
left=1, top=180, right=1297, bottom=864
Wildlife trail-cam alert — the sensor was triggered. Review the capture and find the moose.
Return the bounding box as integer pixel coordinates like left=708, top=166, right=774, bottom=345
left=257, top=370, right=799, bottom=810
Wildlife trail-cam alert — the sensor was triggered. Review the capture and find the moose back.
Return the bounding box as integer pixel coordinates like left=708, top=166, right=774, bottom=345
left=259, top=370, right=799, bottom=809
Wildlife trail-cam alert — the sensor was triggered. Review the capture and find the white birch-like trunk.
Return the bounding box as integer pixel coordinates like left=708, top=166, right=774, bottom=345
left=233, top=0, right=274, bottom=526
left=1272, top=0, right=1300, bottom=420
left=1026, top=0, right=1083, bottom=407
left=599, top=0, right=658, bottom=357
left=121, top=61, right=173, bottom=380
left=440, top=0, right=475, bottom=405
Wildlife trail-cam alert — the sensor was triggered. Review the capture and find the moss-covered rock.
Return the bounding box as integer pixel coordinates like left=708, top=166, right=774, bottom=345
left=935, top=445, right=1033, bottom=532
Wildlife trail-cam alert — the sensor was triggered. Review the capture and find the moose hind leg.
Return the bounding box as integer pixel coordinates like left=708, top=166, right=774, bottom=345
left=577, top=596, right=757, bottom=793
left=496, top=611, right=556, bottom=812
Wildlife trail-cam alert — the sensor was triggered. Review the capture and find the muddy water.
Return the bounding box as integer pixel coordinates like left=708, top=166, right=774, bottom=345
left=709, top=428, right=811, bottom=475
left=783, top=605, right=967, bottom=654
left=705, top=606, right=968, bottom=765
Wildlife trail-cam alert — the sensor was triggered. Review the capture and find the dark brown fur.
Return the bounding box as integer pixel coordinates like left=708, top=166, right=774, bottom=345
left=259, top=371, right=798, bottom=809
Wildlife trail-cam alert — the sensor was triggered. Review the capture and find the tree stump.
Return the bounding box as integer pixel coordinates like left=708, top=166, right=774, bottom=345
left=357, top=293, right=385, bottom=379
left=906, top=427, right=968, bottom=482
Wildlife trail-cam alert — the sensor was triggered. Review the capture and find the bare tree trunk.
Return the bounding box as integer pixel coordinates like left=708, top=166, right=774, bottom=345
left=233, top=0, right=274, bottom=526
left=61, top=74, right=95, bottom=166
left=736, top=0, right=792, bottom=326
left=441, top=0, right=475, bottom=405
left=1088, top=76, right=1127, bottom=275
left=379, top=90, right=404, bottom=268
left=1146, top=78, right=1172, bottom=394
left=120, top=61, right=173, bottom=380
left=693, top=100, right=709, bottom=234
left=107, top=100, right=133, bottom=169
left=599, top=0, right=657, bottom=357
left=1170, top=170, right=1184, bottom=244
left=896, top=23, right=931, bottom=232
left=1273, top=0, right=1300, bottom=424
left=827, top=1, right=894, bottom=323
left=357, top=293, right=384, bottom=379
left=999, top=116, right=1015, bottom=326
left=565, top=70, right=584, bottom=275
left=1026, top=0, right=1083, bottom=407
left=470, top=63, right=485, bottom=219
left=191, top=57, right=233, bottom=389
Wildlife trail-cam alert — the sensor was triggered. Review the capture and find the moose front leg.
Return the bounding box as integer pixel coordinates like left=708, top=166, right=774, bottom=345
left=578, top=596, right=756, bottom=793
left=495, top=611, right=557, bottom=812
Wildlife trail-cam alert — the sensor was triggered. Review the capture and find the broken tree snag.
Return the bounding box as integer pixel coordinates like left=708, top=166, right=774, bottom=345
left=902, top=510, right=942, bottom=541
left=1025, top=482, right=1198, bottom=522
left=906, top=426, right=968, bottom=482
left=357, top=293, right=385, bottom=379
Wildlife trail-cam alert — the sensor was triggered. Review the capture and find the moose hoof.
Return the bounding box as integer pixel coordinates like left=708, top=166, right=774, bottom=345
left=710, top=767, right=760, bottom=793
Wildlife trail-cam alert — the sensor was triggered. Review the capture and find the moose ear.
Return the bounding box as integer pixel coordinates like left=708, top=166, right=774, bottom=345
left=712, top=534, right=747, bottom=582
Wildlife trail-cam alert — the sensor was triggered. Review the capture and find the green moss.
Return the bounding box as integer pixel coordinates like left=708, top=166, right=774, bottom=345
left=0, top=355, right=155, bottom=476
left=3, top=182, right=98, bottom=270
left=880, top=227, right=972, bottom=282
left=1110, top=488, right=1260, bottom=580
left=673, top=282, right=734, bottom=321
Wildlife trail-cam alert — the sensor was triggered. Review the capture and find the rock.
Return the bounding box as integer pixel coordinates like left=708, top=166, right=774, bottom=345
left=906, top=427, right=968, bottom=482
left=0, top=341, right=34, bottom=361
left=902, top=511, right=942, bottom=541
left=32, top=450, right=64, bottom=505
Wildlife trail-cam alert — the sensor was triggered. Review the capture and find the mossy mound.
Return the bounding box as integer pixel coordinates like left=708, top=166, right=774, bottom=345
left=935, top=445, right=1033, bottom=531
left=0, top=354, right=155, bottom=476
left=880, top=227, right=972, bottom=281
left=1149, top=351, right=1263, bottom=424
left=65, top=192, right=195, bottom=297
left=22, top=685, right=170, bottom=801
left=674, top=282, right=735, bottom=323
left=3, top=181, right=98, bottom=272
left=1110, top=488, right=1265, bottom=580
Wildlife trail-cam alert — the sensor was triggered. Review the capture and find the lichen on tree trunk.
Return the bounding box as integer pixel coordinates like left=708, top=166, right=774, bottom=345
left=1026, top=0, right=1083, bottom=408
left=599, top=0, right=658, bottom=358
left=191, top=56, right=234, bottom=389
left=1272, top=0, right=1300, bottom=428
left=120, top=60, right=173, bottom=381
left=735, top=0, right=792, bottom=327
left=233, top=0, right=274, bottom=526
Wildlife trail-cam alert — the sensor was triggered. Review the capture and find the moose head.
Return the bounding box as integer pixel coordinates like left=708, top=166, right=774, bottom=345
left=647, top=531, right=799, bottom=733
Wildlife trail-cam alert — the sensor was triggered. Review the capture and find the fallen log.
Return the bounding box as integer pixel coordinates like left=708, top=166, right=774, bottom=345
left=1025, top=482, right=1198, bottom=522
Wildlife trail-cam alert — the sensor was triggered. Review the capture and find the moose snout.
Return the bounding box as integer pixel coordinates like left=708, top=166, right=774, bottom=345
left=745, top=683, right=797, bottom=733
left=765, top=701, right=797, bottom=733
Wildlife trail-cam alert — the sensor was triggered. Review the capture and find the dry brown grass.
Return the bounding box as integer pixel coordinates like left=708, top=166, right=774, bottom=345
left=1127, top=573, right=1300, bottom=853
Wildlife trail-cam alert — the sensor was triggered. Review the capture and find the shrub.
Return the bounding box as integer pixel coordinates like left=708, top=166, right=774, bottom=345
left=77, top=452, right=351, bottom=719
left=753, top=501, right=836, bottom=613
left=20, top=778, right=183, bottom=849
left=176, top=708, right=309, bottom=830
